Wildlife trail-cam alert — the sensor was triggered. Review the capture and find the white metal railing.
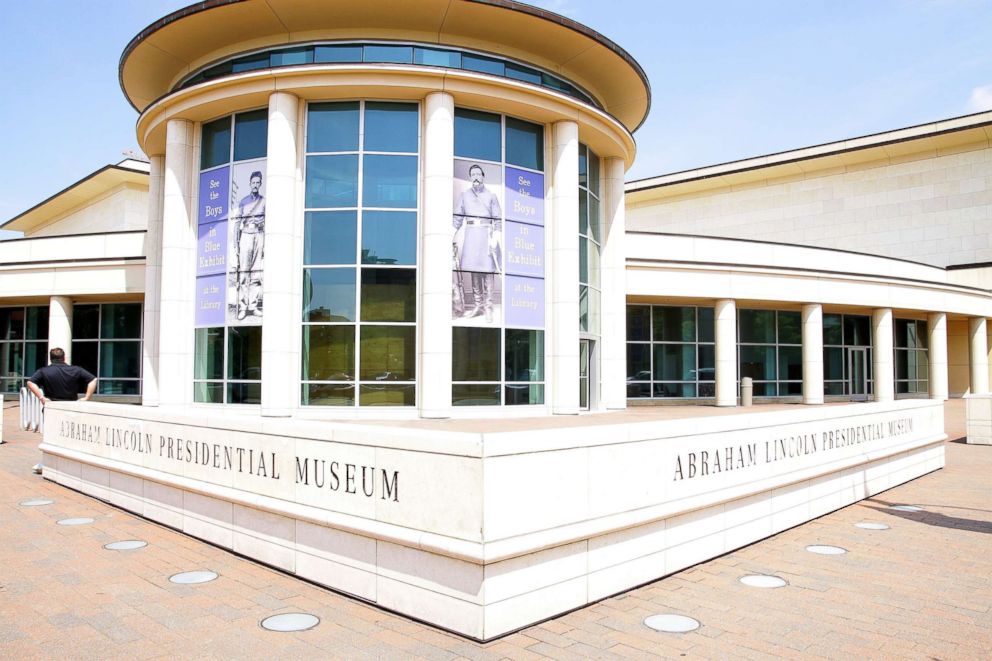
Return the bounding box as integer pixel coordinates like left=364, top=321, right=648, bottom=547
left=19, top=387, right=44, bottom=434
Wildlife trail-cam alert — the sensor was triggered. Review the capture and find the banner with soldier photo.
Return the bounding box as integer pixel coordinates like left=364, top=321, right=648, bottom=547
left=452, top=159, right=503, bottom=326
left=227, top=160, right=266, bottom=325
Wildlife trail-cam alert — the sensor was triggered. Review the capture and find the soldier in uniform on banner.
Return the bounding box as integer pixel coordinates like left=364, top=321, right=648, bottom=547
left=453, top=163, right=502, bottom=323
left=231, top=168, right=265, bottom=321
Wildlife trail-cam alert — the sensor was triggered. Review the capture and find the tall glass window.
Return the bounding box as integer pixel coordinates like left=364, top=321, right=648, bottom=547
left=0, top=306, right=48, bottom=394
left=626, top=305, right=715, bottom=399
left=738, top=309, right=803, bottom=397
left=451, top=108, right=546, bottom=406
left=194, top=110, right=268, bottom=404
left=302, top=101, right=419, bottom=407
left=579, top=144, right=601, bottom=336
left=822, top=313, right=873, bottom=396
left=71, top=303, right=142, bottom=395
left=895, top=318, right=929, bottom=396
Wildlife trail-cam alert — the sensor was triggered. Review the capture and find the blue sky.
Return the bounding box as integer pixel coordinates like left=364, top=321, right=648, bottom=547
left=2, top=0, right=991, bottom=236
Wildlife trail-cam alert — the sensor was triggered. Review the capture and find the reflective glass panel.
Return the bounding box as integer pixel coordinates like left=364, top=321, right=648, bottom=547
left=588, top=148, right=600, bottom=196
left=0, top=343, right=23, bottom=377
left=698, top=307, right=715, bottom=343
left=739, top=310, right=776, bottom=344
left=233, top=109, right=268, bottom=161
left=579, top=188, right=588, bottom=236
left=505, top=329, right=544, bottom=381
left=360, top=384, right=415, bottom=407
left=505, top=117, right=543, bottom=171
left=653, top=307, right=695, bottom=342
left=231, top=54, right=268, bottom=73
left=589, top=194, right=601, bottom=243
left=778, top=345, right=803, bottom=381
left=307, top=102, right=360, bottom=153
left=99, top=341, right=140, bottom=379
left=363, top=45, right=413, bottom=63
left=578, top=145, right=588, bottom=188
left=228, top=382, right=261, bottom=404
left=360, top=269, right=416, bottom=322
left=505, top=384, right=543, bottom=405
left=364, top=102, right=418, bottom=153
left=304, top=211, right=357, bottom=265
left=823, top=314, right=843, bottom=345
left=414, top=48, right=461, bottom=67
left=305, top=155, right=359, bottom=208
left=26, top=306, right=48, bottom=340
left=227, top=326, right=262, bottom=381
left=463, top=54, right=504, bottom=76
left=99, top=380, right=140, bottom=396
left=314, top=45, right=362, bottom=63
left=303, top=268, right=356, bottom=322
left=454, top=109, right=501, bottom=162
left=453, top=384, right=500, bottom=406
left=844, top=315, right=870, bottom=346
left=100, top=303, right=142, bottom=339
left=72, top=305, right=100, bottom=339
left=271, top=47, right=313, bottom=66
left=71, top=342, right=98, bottom=377
left=194, top=327, right=224, bottom=380
left=698, top=344, right=715, bottom=380
left=303, top=383, right=355, bottom=406
left=362, top=155, right=418, bottom=208
left=0, top=308, right=24, bottom=341
left=359, top=326, right=416, bottom=382
left=362, top=211, right=416, bottom=265
left=194, top=381, right=224, bottom=403
left=452, top=327, right=500, bottom=381
left=626, top=344, right=650, bottom=380
left=626, top=306, right=650, bottom=341
left=579, top=236, right=589, bottom=283
left=201, top=117, right=232, bottom=170
left=302, top=325, right=355, bottom=381
left=24, top=342, right=46, bottom=375
left=777, top=311, right=801, bottom=345
left=740, top=345, right=776, bottom=381
left=654, top=344, right=695, bottom=381
left=824, top=347, right=844, bottom=380
left=505, top=64, right=541, bottom=85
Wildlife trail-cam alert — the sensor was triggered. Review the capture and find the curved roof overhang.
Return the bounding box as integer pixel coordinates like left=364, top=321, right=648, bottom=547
left=120, top=0, right=651, bottom=132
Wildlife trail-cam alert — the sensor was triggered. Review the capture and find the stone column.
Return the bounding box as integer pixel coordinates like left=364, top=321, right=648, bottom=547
left=158, top=119, right=196, bottom=406
left=551, top=121, right=580, bottom=415
left=969, top=316, right=990, bottom=395
left=141, top=155, right=165, bottom=406
left=419, top=92, right=454, bottom=418
left=802, top=304, right=824, bottom=404
left=48, top=297, right=73, bottom=363
left=872, top=308, right=894, bottom=402
left=714, top=299, right=737, bottom=407
left=260, top=92, right=300, bottom=417
left=599, top=156, right=627, bottom=410
left=928, top=312, right=948, bottom=401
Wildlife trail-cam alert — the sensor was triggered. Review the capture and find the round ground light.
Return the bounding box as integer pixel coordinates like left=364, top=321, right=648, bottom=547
left=169, top=570, right=218, bottom=585
left=806, top=544, right=847, bottom=555
left=104, top=540, right=148, bottom=550
left=19, top=498, right=54, bottom=506
left=739, top=574, right=788, bottom=588
left=56, top=517, right=94, bottom=526
left=260, top=613, right=320, bottom=632
left=855, top=522, right=890, bottom=530
left=643, top=614, right=700, bottom=633
left=889, top=504, right=924, bottom=512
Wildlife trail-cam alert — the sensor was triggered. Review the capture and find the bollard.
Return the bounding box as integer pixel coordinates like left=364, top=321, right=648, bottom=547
left=741, top=377, right=753, bottom=407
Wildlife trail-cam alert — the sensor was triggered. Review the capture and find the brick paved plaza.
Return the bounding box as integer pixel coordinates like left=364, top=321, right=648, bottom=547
left=1, top=400, right=989, bottom=660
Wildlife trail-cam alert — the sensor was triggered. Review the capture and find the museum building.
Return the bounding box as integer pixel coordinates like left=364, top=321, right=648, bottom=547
left=3, top=0, right=991, bottom=641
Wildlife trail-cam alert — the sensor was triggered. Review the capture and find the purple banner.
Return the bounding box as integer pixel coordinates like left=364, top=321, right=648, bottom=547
left=505, top=221, right=544, bottom=278
left=198, top=166, right=230, bottom=225
left=505, top=166, right=544, bottom=226
left=505, top=275, right=544, bottom=328
left=196, top=220, right=227, bottom=277
left=195, top=274, right=226, bottom=326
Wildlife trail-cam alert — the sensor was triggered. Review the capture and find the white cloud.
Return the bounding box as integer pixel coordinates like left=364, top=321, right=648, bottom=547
left=966, top=84, right=992, bottom=112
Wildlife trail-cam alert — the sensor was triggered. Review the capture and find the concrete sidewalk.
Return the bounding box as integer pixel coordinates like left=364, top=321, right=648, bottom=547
left=0, top=400, right=989, bottom=660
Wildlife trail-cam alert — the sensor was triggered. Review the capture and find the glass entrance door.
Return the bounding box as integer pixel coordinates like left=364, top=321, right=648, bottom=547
left=579, top=339, right=591, bottom=411
left=849, top=348, right=868, bottom=401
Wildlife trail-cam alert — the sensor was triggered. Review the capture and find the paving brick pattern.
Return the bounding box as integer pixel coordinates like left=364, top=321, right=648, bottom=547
left=1, top=401, right=989, bottom=659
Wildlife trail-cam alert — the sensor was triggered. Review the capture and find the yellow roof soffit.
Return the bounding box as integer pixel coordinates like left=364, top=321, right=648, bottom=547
left=2, top=165, right=149, bottom=234
left=120, top=0, right=651, bottom=132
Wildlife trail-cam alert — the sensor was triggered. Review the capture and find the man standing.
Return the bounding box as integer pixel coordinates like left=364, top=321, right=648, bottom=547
left=26, top=347, right=97, bottom=404
left=235, top=170, right=265, bottom=320
left=453, top=164, right=502, bottom=322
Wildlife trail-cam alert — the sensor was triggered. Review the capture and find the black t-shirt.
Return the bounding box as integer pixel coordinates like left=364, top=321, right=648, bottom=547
left=28, top=363, right=96, bottom=401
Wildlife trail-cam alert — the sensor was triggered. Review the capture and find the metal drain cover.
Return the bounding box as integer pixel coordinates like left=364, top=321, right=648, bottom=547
left=855, top=522, right=890, bottom=530
left=56, top=517, right=94, bottom=526
left=806, top=545, right=847, bottom=555
left=739, top=574, right=788, bottom=588
left=19, top=498, right=54, bottom=506
left=104, top=540, right=148, bottom=550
